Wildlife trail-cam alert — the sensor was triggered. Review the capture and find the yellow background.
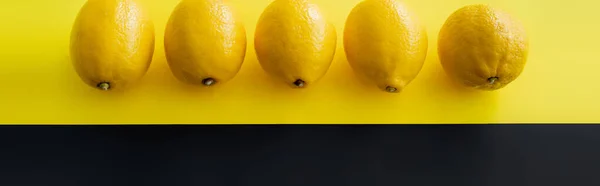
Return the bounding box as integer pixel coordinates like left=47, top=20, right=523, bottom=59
left=0, top=0, right=598, bottom=124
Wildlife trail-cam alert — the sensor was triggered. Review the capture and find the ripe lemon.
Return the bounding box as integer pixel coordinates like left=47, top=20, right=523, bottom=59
left=70, top=0, right=155, bottom=91
left=255, top=0, right=337, bottom=88
left=165, top=0, right=247, bottom=87
left=344, top=0, right=428, bottom=93
left=438, top=4, right=529, bottom=90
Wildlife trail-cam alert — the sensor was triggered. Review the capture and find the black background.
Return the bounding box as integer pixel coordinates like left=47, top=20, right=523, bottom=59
left=0, top=125, right=598, bottom=186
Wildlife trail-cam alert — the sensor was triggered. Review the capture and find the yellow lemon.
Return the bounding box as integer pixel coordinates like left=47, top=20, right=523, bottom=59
left=70, top=0, right=155, bottom=91
left=344, top=0, right=428, bottom=93
left=255, top=0, right=337, bottom=88
left=438, top=4, right=529, bottom=90
left=165, top=0, right=247, bottom=87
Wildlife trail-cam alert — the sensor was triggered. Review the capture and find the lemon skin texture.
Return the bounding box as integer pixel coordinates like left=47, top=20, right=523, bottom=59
left=70, top=0, right=155, bottom=91
left=165, top=0, right=247, bottom=87
left=254, top=0, right=337, bottom=88
left=438, top=4, right=529, bottom=91
left=344, top=0, right=428, bottom=93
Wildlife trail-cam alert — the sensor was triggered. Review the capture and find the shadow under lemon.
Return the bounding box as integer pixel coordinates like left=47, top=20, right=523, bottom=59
left=318, top=46, right=500, bottom=123
left=315, top=49, right=437, bottom=123
left=141, top=55, right=219, bottom=99
left=419, top=52, right=500, bottom=123
left=231, top=51, right=325, bottom=122
left=62, top=49, right=231, bottom=123
left=58, top=55, right=143, bottom=123
left=61, top=55, right=129, bottom=100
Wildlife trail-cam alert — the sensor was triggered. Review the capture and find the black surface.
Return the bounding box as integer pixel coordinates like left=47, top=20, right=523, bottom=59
left=0, top=125, right=598, bottom=186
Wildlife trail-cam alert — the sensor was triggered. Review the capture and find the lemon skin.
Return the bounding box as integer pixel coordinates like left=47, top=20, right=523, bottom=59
left=70, top=0, right=155, bottom=91
left=164, top=0, right=247, bottom=87
left=254, top=0, right=337, bottom=88
left=344, top=0, right=428, bottom=93
left=438, top=4, right=529, bottom=90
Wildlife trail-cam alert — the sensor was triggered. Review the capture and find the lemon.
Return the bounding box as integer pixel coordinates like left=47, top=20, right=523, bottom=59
left=344, top=0, right=428, bottom=93
left=438, top=4, right=529, bottom=90
left=165, top=0, right=247, bottom=87
left=70, top=0, right=155, bottom=91
left=255, top=0, right=337, bottom=88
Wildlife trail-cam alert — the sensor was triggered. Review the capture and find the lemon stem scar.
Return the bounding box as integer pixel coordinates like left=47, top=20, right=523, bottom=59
left=202, top=78, right=216, bottom=86
left=97, top=82, right=110, bottom=91
left=294, top=79, right=305, bottom=88
left=386, top=86, right=398, bottom=93
left=488, top=77, right=498, bottom=85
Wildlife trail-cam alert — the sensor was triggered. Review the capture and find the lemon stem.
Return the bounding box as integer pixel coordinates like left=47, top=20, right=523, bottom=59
left=294, top=79, right=305, bottom=88
left=202, top=78, right=216, bottom=86
left=386, top=86, right=398, bottom=93
left=97, top=82, right=110, bottom=91
left=488, top=77, right=498, bottom=85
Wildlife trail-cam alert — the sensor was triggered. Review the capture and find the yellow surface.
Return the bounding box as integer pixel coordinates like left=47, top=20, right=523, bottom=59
left=1, top=0, right=599, bottom=124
